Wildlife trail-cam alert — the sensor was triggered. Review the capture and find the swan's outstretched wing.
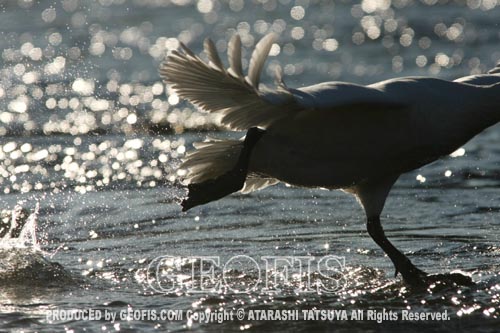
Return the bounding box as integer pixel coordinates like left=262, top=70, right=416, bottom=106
left=160, top=33, right=412, bottom=131
left=160, top=34, right=297, bottom=130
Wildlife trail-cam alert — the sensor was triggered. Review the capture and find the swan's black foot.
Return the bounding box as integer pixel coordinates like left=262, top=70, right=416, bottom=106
left=393, top=254, right=473, bottom=287
left=398, top=266, right=473, bottom=288
left=396, top=262, right=428, bottom=287
left=425, top=272, right=473, bottom=287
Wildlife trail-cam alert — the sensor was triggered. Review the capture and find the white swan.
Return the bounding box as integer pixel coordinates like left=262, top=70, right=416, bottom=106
left=160, top=33, right=500, bottom=287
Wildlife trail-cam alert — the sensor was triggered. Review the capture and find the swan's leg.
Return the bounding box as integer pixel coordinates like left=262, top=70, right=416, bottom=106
left=354, top=176, right=426, bottom=283
left=354, top=176, right=472, bottom=287
left=366, top=216, right=473, bottom=287
left=367, top=216, right=427, bottom=286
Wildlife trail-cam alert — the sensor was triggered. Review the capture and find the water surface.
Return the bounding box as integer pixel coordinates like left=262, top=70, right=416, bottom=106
left=0, top=0, right=499, bottom=332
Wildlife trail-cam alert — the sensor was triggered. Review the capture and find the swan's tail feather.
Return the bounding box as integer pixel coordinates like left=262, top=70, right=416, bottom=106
left=180, top=128, right=266, bottom=211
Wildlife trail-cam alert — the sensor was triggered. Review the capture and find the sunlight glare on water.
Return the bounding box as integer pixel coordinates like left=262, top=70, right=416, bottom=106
left=0, top=0, right=498, bottom=331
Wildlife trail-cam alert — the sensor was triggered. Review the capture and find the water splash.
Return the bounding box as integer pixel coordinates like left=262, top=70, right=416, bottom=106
left=0, top=203, right=40, bottom=250
left=0, top=203, right=72, bottom=286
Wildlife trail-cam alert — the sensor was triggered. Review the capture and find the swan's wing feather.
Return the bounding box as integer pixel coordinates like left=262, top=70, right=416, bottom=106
left=161, top=34, right=415, bottom=131
left=247, top=33, right=277, bottom=89
left=204, top=38, right=225, bottom=72
left=454, top=74, right=500, bottom=86
left=160, top=34, right=296, bottom=130
left=488, top=62, right=500, bottom=74
left=241, top=177, right=279, bottom=193
left=227, top=34, right=244, bottom=80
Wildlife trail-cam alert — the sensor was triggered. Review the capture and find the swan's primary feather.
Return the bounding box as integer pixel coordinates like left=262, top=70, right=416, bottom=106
left=227, top=34, right=244, bottom=80
left=247, top=33, right=277, bottom=89
left=204, top=38, right=225, bottom=73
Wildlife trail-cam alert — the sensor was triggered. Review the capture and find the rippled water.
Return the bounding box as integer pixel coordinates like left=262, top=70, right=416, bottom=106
left=0, top=0, right=499, bottom=332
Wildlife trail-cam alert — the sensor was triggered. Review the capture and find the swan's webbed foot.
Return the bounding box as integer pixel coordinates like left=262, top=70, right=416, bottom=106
left=423, top=272, right=473, bottom=287
left=394, top=261, right=428, bottom=287
left=397, top=263, right=473, bottom=288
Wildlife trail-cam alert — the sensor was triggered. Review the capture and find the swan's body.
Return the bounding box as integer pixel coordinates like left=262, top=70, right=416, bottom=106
left=251, top=78, right=498, bottom=191
left=161, top=33, right=500, bottom=286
